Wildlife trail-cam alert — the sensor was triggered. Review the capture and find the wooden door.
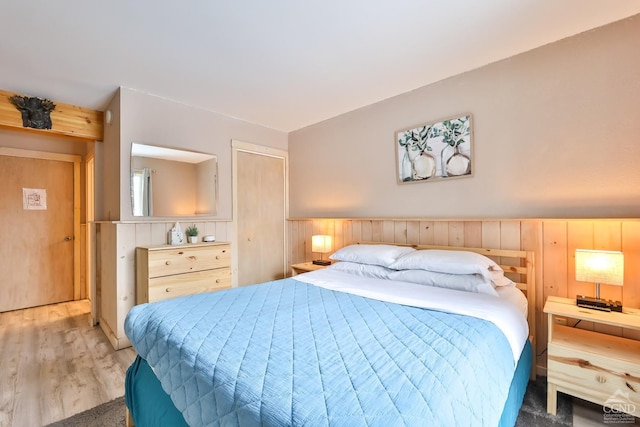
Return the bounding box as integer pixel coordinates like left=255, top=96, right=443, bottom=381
left=0, top=155, right=74, bottom=311
left=234, top=144, right=287, bottom=286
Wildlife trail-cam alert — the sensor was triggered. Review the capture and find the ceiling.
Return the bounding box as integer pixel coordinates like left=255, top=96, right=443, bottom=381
left=1, top=1, right=639, bottom=132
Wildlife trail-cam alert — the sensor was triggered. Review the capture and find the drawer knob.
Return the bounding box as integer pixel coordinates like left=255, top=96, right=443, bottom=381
left=216, top=279, right=220, bottom=283
left=216, top=255, right=220, bottom=260
left=165, top=261, right=171, bottom=265
left=596, top=375, right=606, bottom=384
left=165, top=288, right=172, bottom=293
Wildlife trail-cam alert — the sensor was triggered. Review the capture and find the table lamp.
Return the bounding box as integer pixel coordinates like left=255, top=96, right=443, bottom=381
left=575, top=249, right=623, bottom=312
left=312, top=235, right=333, bottom=266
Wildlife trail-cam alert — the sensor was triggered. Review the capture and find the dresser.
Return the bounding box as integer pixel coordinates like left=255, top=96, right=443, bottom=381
left=136, top=242, right=231, bottom=304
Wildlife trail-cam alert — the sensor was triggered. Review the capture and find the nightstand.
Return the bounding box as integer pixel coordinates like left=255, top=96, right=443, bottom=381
left=544, top=296, right=640, bottom=417
left=291, top=262, right=330, bottom=276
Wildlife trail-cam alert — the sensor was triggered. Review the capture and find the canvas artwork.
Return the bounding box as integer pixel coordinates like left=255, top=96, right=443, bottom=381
left=396, top=114, right=472, bottom=183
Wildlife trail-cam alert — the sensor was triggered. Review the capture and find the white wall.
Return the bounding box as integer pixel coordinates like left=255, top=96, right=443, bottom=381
left=288, top=15, right=640, bottom=219
left=100, top=87, right=288, bottom=221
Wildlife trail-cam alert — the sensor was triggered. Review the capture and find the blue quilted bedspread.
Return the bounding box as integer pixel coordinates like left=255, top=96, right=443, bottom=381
left=125, top=279, right=514, bottom=426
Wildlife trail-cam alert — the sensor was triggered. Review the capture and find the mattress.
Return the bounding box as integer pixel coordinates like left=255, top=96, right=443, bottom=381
left=125, top=275, right=530, bottom=426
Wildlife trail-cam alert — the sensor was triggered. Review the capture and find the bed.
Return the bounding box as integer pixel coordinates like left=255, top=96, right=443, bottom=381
left=124, top=243, right=536, bottom=426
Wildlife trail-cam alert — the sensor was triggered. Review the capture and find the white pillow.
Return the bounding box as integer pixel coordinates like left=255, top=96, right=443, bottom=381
left=388, top=249, right=507, bottom=284
left=388, top=269, right=498, bottom=296
left=490, top=271, right=515, bottom=287
left=327, top=262, right=394, bottom=279
left=329, top=244, right=415, bottom=267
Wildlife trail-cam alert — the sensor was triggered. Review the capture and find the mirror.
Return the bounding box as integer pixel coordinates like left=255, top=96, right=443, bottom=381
left=131, top=142, right=218, bottom=217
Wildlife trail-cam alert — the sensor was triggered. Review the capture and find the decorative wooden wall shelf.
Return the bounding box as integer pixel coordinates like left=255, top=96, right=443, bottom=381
left=0, top=89, right=103, bottom=142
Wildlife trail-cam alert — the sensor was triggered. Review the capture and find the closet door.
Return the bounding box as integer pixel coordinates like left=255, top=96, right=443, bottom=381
left=233, top=141, right=287, bottom=287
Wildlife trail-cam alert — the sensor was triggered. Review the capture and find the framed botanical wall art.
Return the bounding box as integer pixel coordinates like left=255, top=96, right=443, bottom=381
left=396, top=114, right=472, bottom=183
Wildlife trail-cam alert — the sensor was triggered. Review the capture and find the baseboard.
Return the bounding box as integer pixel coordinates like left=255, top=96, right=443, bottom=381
left=99, top=317, right=132, bottom=350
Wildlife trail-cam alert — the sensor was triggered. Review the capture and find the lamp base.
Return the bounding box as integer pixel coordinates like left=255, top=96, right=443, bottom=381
left=576, top=295, right=622, bottom=312
left=312, top=259, right=332, bottom=266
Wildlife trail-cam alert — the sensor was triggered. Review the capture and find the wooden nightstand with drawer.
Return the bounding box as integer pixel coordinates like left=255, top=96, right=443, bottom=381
left=544, top=296, right=640, bottom=417
left=136, top=242, right=231, bottom=304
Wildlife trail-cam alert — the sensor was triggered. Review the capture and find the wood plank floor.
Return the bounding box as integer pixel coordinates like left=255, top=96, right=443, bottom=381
left=0, top=300, right=136, bottom=426
left=0, top=299, right=633, bottom=426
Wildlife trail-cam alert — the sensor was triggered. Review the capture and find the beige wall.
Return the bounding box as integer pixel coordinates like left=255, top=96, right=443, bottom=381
left=288, top=15, right=640, bottom=218
left=100, top=87, right=288, bottom=222
left=0, top=128, right=90, bottom=156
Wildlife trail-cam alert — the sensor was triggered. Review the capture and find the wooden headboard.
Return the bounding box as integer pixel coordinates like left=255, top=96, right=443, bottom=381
left=354, top=242, right=536, bottom=380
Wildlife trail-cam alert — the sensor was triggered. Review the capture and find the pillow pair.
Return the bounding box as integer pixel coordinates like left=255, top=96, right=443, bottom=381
left=326, top=259, right=499, bottom=297
left=329, top=244, right=514, bottom=296
left=388, top=249, right=514, bottom=288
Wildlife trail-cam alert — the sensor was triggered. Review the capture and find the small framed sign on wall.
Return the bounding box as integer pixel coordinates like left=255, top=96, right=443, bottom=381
left=23, top=188, right=47, bottom=210
left=396, top=114, right=472, bottom=183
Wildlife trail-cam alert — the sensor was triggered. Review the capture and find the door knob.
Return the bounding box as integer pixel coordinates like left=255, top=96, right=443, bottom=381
left=64, top=236, right=73, bottom=241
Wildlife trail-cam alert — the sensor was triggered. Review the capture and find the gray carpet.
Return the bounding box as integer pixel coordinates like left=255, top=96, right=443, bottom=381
left=46, top=377, right=571, bottom=426
left=45, top=397, right=126, bottom=427
left=516, top=376, right=572, bottom=427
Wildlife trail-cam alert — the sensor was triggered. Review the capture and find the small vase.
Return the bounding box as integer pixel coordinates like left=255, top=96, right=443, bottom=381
left=188, top=236, right=198, bottom=243
left=445, top=147, right=471, bottom=176
left=400, top=147, right=413, bottom=182
left=412, top=152, right=436, bottom=179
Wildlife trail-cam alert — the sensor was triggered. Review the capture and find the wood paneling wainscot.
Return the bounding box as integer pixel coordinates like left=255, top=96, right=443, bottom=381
left=95, top=220, right=232, bottom=350
left=287, top=218, right=640, bottom=375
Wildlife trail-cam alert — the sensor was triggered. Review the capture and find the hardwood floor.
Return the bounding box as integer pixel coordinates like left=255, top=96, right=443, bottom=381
left=1, top=299, right=634, bottom=426
left=0, top=300, right=136, bottom=426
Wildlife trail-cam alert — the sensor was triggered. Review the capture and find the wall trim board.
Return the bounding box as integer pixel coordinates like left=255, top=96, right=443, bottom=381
left=288, top=217, right=640, bottom=222
left=287, top=217, right=640, bottom=376
left=0, top=89, right=103, bottom=141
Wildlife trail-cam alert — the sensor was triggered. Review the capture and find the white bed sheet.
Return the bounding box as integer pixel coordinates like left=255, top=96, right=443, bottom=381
left=295, top=269, right=529, bottom=361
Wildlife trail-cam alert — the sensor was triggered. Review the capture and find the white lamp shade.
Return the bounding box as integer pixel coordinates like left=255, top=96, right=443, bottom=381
left=575, top=249, right=624, bottom=286
left=312, top=235, right=332, bottom=253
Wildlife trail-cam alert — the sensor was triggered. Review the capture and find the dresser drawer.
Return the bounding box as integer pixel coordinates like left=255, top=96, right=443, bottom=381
left=147, top=245, right=230, bottom=278
left=548, top=340, right=640, bottom=408
left=147, top=268, right=232, bottom=303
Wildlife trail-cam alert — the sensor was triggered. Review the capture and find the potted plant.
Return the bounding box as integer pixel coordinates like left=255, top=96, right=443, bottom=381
left=186, top=225, right=199, bottom=243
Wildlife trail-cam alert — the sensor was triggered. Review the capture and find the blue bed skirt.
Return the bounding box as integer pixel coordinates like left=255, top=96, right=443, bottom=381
left=125, top=340, right=532, bottom=427
left=125, top=355, right=189, bottom=427
left=499, top=339, right=533, bottom=427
